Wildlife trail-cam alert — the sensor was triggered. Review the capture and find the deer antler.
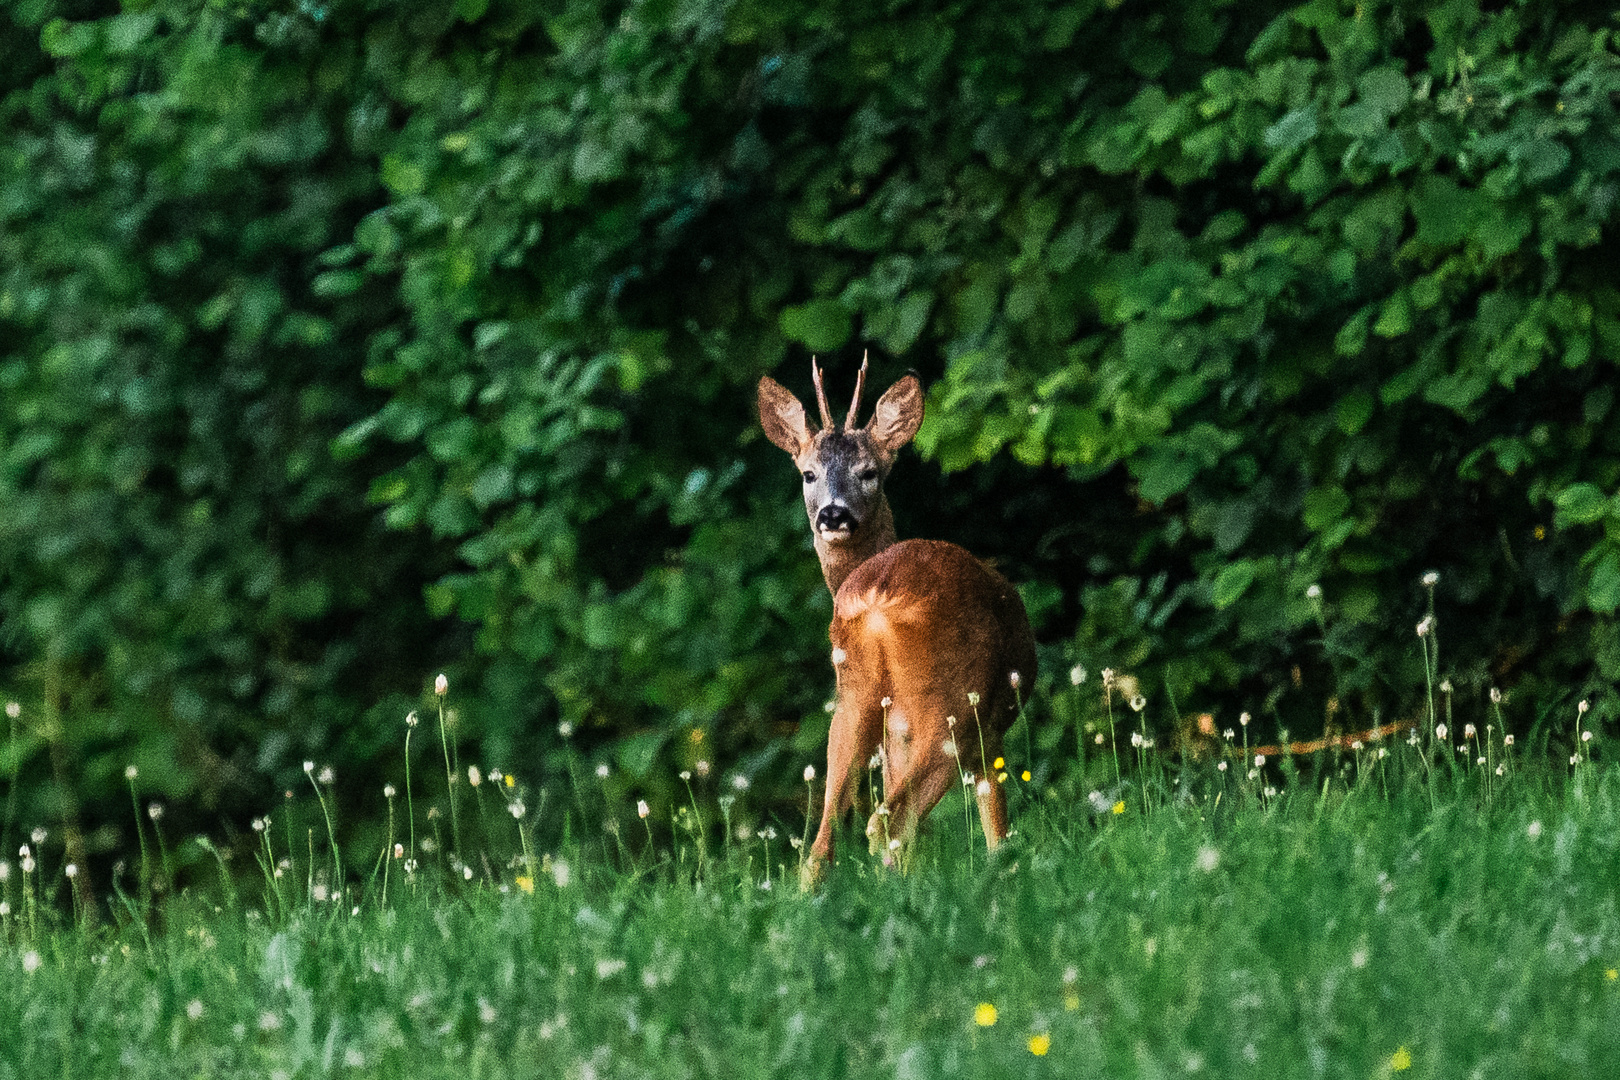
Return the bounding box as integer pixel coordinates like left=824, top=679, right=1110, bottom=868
left=845, top=351, right=868, bottom=431
left=811, top=356, right=835, bottom=431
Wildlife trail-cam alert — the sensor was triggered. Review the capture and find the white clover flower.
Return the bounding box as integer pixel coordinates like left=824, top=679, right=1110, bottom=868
left=695, top=760, right=710, bottom=778
left=1436, top=724, right=1447, bottom=741
left=637, top=800, right=649, bottom=819
left=3, top=702, right=18, bottom=720
left=1129, top=695, right=1146, bottom=713
left=468, top=765, right=482, bottom=788
left=731, top=774, right=750, bottom=792
left=1503, top=734, right=1514, bottom=747
left=557, top=721, right=573, bottom=738
left=1463, top=724, right=1476, bottom=738
left=509, top=801, right=526, bottom=820
left=318, top=766, right=335, bottom=785
left=595, top=763, right=610, bottom=779
left=1254, top=754, right=1266, bottom=767
left=1578, top=699, right=1590, bottom=715
left=1417, top=616, right=1433, bottom=637
left=1217, top=761, right=1228, bottom=772
left=383, top=784, right=396, bottom=799
left=1306, top=584, right=1321, bottom=599
left=1421, top=571, right=1439, bottom=587
left=187, top=999, right=204, bottom=1021
left=1009, top=670, right=1021, bottom=689
left=1490, top=687, right=1502, bottom=704
left=406, top=710, right=419, bottom=728
left=125, top=765, right=138, bottom=781
left=967, top=691, right=981, bottom=707
left=679, top=770, right=691, bottom=781
left=1069, top=664, right=1087, bottom=686
left=302, top=760, right=314, bottom=774
left=434, top=673, right=449, bottom=696
left=1239, top=711, right=1251, bottom=727
left=880, top=696, right=892, bottom=708
left=803, top=765, right=816, bottom=782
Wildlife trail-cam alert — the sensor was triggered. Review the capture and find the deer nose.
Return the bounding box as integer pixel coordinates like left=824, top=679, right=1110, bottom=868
left=816, top=504, right=857, bottom=534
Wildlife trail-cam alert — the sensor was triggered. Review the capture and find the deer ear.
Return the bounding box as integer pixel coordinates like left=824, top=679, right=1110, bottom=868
left=866, top=374, right=924, bottom=458
left=758, top=376, right=816, bottom=456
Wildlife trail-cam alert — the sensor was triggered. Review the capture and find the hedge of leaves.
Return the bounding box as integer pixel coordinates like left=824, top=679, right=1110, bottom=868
left=2, top=0, right=1618, bottom=859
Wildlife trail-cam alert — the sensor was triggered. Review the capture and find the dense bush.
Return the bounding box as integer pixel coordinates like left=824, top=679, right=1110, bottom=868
left=2, top=0, right=1618, bottom=870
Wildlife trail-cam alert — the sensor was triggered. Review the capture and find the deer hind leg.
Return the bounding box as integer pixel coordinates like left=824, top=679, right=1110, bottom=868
left=803, top=689, right=883, bottom=890
left=973, top=729, right=1010, bottom=850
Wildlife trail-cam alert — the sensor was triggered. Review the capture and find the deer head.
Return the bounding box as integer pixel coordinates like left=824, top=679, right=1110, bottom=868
left=758, top=357, right=925, bottom=594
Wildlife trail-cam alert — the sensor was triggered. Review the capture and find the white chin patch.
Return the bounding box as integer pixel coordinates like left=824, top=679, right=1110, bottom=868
left=818, top=525, right=853, bottom=543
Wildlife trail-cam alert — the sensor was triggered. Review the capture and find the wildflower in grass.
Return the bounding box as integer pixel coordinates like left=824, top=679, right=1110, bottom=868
left=803, top=764, right=816, bottom=782
left=967, top=691, right=980, bottom=707
left=1254, top=753, right=1266, bottom=767
left=557, top=721, right=573, bottom=738
left=973, top=1003, right=997, bottom=1027
left=1239, top=711, right=1250, bottom=726
left=1112, top=801, right=1125, bottom=815
left=1195, top=845, right=1220, bottom=873
left=695, top=760, right=710, bottom=778
left=1129, top=695, right=1146, bottom=712
left=1218, top=761, right=1228, bottom=772
left=187, top=1000, right=204, bottom=1021
left=468, top=766, right=482, bottom=788
left=393, top=843, right=404, bottom=859
left=637, top=800, right=649, bottom=819
left=1069, top=664, right=1086, bottom=686
left=595, top=763, right=610, bottom=779
left=1435, top=724, right=1447, bottom=741
left=435, top=673, right=449, bottom=696
left=509, top=800, right=525, bottom=820
left=880, top=696, right=892, bottom=708
left=1021, top=770, right=1031, bottom=782
left=1606, top=968, right=1617, bottom=981
left=516, top=876, right=534, bottom=895
left=22, top=951, right=41, bottom=974
left=1028, top=1033, right=1051, bottom=1056
left=1390, top=1046, right=1412, bottom=1071
left=504, top=773, right=514, bottom=787
left=551, top=859, right=570, bottom=887
left=1416, top=616, right=1432, bottom=637
left=148, top=803, right=164, bottom=822
left=731, top=774, right=750, bottom=792
left=318, top=765, right=334, bottom=785
left=65, top=863, right=77, bottom=880
left=406, top=710, right=419, bottom=728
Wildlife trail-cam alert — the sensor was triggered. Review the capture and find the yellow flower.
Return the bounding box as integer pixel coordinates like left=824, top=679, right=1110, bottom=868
left=1112, top=800, right=1126, bottom=815
left=973, top=1002, right=997, bottom=1027
left=1027, top=1033, right=1051, bottom=1056
left=504, top=773, right=515, bottom=788
left=1021, top=770, right=1032, bottom=782
left=515, top=875, right=534, bottom=895
left=1063, top=989, right=1080, bottom=1011
left=1390, top=1046, right=1412, bottom=1072
left=1607, top=968, right=1618, bottom=981
left=993, top=757, right=1004, bottom=770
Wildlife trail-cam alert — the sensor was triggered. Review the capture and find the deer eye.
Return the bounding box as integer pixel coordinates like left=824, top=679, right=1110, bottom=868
left=858, top=468, right=879, bottom=483
left=801, top=471, right=817, bottom=484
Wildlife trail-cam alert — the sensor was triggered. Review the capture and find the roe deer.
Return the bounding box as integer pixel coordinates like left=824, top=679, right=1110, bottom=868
left=758, top=358, right=1037, bottom=888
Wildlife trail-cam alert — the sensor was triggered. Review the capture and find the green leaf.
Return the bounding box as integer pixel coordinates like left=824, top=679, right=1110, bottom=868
left=1588, top=550, right=1620, bottom=614
left=1302, top=486, right=1350, bottom=532
left=1211, top=560, right=1258, bottom=609
left=1555, top=483, right=1610, bottom=527
left=780, top=299, right=852, bottom=352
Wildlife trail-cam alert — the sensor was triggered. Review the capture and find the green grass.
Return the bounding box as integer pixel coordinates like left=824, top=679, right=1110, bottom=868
left=3, top=762, right=1620, bottom=1079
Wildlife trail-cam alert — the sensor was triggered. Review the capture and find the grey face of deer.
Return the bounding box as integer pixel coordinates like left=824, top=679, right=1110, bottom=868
left=758, top=363, right=925, bottom=547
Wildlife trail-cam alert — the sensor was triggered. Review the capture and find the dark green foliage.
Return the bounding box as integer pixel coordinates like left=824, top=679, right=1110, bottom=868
left=2, top=0, right=1619, bottom=865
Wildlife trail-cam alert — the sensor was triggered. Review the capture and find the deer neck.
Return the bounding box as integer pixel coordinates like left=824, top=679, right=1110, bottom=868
left=814, top=500, right=896, bottom=596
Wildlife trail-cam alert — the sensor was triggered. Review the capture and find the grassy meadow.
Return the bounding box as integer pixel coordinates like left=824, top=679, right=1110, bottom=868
left=2, top=713, right=1619, bottom=1080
